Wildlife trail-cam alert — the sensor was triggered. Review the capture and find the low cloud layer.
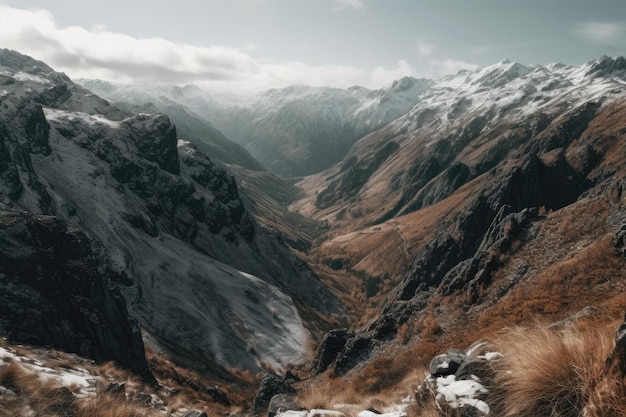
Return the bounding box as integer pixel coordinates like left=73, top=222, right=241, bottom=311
left=0, top=5, right=472, bottom=93
left=332, top=0, right=365, bottom=12
left=571, top=21, right=626, bottom=43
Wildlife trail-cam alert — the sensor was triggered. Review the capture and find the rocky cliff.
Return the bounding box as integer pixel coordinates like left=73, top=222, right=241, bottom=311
left=0, top=211, right=154, bottom=383
left=0, top=48, right=341, bottom=377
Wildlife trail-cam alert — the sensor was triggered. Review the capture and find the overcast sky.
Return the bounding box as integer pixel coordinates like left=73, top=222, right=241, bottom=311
left=1, top=0, right=625, bottom=93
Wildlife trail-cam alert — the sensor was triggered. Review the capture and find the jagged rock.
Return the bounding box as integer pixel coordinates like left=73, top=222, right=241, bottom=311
left=0, top=74, right=15, bottom=85
left=23, top=103, right=51, bottom=155
left=0, top=211, right=155, bottom=383
left=333, top=335, right=374, bottom=376
left=430, top=349, right=467, bottom=377
left=420, top=343, right=500, bottom=417
left=313, top=329, right=354, bottom=374
left=253, top=375, right=296, bottom=415
left=440, top=206, right=537, bottom=297
left=369, top=314, right=398, bottom=341
left=123, top=113, right=180, bottom=175
left=455, top=356, right=493, bottom=382
left=134, top=392, right=153, bottom=405
left=268, top=393, right=305, bottom=417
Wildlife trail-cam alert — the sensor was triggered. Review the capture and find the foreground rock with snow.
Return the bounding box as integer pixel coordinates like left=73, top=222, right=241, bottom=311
left=416, top=341, right=499, bottom=416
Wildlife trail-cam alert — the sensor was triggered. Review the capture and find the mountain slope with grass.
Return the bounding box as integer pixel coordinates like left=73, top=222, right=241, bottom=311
left=282, top=56, right=626, bottom=403
left=2, top=48, right=626, bottom=417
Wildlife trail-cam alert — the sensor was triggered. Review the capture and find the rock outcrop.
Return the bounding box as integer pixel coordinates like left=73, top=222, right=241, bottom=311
left=253, top=374, right=298, bottom=415
left=0, top=211, right=154, bottom=382
left=416, top=341, right=500, bottom=417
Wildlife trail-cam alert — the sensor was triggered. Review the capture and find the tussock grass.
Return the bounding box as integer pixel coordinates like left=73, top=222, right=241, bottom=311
left=490, top=322, right=626, bottom=417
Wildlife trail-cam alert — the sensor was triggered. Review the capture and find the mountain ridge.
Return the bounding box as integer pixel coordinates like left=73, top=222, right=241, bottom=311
left=0, top=48, right=341, bottom=378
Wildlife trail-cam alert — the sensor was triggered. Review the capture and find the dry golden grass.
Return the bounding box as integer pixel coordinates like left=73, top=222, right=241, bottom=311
left=484, top=234, right=624, bottom=326
left=490, top=322, right=626, bottom=417
left=75, top=388, right=154, bottom=417
left=0, top=357, right=163, bottom=417
left=0, top=341, right=253, bottom=417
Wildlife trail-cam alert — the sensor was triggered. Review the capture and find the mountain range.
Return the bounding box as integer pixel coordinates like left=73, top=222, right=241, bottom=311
left=1, top=48, right=626, bottom=416
left=78, top=76, right=433, bottom=177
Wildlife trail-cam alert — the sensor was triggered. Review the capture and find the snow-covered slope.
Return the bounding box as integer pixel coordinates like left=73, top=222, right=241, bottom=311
left=301, top=56, right=626, bottom=223
left=0, top=49, right=339, bottom=375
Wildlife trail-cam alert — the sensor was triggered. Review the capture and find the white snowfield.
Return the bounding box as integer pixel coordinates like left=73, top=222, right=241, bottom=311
left=390, top=57, right=626, bottom=135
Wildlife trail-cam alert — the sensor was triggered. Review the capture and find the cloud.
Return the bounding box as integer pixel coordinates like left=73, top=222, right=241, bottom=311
left=0, top=5, right=471, bottom=93
left=414, top=38, right=476, bottom=78
left=332, top=0, right=364, bottom=12
left=0, top=5, right=260, bottom=85
left=425, top=58, right=477, bottom=78
left=571, top=21, right=625, bottom=43
left=416, top=38, right=435, bottom=58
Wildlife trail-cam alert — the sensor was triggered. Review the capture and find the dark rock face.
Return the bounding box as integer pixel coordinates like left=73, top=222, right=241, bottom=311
left=430, top=349, right=467, bottom=377
left=23, top=104, right=51, bottom=156
left=123, top=114, right=180, bottom=175
left=268, top=393, right=305, bottom=417
left=332, top=334, right=374, bottom=376
left=253, top=374, right=297, bottom=415
left=614, top=224, right=626, bottom=257
left=313, top=329, right=354, bottom=374
left=316, top=141, right=400, bottom=209
left=0, top=211, right=154, bottom=383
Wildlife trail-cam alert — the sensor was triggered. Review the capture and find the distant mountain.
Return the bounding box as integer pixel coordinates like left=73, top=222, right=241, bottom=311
left=78, top=77, right=433, bottom=177
left=77, top=79, right=265, bottom=172
left=0, top=48, right=341, bottom=377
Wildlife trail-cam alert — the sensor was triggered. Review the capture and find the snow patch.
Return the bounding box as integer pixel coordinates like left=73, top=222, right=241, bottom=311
left=44, top=108, right=121, bottom=128
left=435, top=375, right=490, bottom=415
left=357, top=410, right=407, bottom=417
left=0, top=346, right=99, bottom=396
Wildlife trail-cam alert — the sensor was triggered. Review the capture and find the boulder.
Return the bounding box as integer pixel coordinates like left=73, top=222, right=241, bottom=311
left=429, top=349, right=467, bottom=377
left=253, top=375, right=296, bottom=415
left=268, top=393, right=305, bottom=417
